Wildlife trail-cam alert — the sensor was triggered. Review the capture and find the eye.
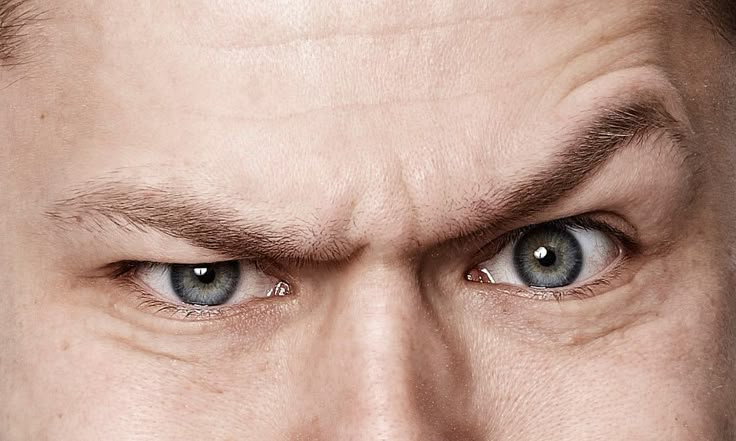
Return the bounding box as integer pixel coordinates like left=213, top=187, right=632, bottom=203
left=466, top=221, right=622, bottom=290
left=133, top=260, right=290, bottom=307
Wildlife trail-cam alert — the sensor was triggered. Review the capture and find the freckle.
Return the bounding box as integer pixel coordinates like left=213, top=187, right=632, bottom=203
left=39, top=113, right=46, bottom=120
left=56, top=413, right=63, bottom=419
left=61, top=341, right=70, bottom=351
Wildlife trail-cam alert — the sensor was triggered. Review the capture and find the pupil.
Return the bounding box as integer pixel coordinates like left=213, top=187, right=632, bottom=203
left=534, top=246, right=557, bottom=267
left=512, top=226, right=583, bottom=288
left=193, top=266, right=216, bottom=284
left=170, top=261, right=240, bottom=306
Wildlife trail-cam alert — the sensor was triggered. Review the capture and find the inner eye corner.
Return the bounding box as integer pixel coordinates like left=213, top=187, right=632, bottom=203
left=266, top=280, right=292, bottom=298
left=465, top=267, right=496, bottom=284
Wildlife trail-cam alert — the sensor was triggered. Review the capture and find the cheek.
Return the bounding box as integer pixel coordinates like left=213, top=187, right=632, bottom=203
left=461, top=314, right=727, bottom=439
left=11, top=339, right=292, bottom=438
left=558, top=318, right=727, bottom=438
left=454, top=258, right=734, bottom=439
left=0, top=287, right=292, bottom=440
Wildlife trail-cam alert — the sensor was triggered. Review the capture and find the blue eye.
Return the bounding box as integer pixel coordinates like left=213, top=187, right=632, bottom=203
left=170, top=262, right=241, bottom=306
left=468, top=221, right=621, bottom=290
left=134, top=260, right=290, bottom=307
left=512, top=226, right=583, bottom=288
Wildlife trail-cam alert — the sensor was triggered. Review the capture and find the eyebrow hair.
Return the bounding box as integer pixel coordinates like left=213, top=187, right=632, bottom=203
left=0, top=0, right=43, bottom=68
left=45, top=98, right=695, bottom=261
left=45, top=182, right=358, bottom=262
left=453, top=98, right=695, bottom=238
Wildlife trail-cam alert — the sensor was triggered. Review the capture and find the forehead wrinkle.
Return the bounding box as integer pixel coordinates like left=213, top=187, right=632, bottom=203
left=167, top=0, right=597, bottom=52
left=55, top=2, right=668, bottom=128
left=540, top=5, right=675, bottom=105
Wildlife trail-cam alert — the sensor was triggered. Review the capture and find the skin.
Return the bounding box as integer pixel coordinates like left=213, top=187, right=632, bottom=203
left=1, top=0, right=736, bottom=439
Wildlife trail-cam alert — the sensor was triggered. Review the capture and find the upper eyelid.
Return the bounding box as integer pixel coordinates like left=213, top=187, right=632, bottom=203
left=468, top=214, right=637, bottom=265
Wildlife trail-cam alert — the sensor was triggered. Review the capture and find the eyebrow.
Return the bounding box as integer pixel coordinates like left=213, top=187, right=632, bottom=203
left=0, top=0, right=44, bottom=68
left=45, top=182, right=358, bottom=262
left=453, top=97, right=697, bottom=238
left=45, top=97, right=696, bottom=261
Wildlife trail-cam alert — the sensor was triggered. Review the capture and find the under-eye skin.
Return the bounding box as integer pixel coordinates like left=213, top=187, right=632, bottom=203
left=110, top=260, right=292, bottom=319
left=465, top=216, right=637, bottom=301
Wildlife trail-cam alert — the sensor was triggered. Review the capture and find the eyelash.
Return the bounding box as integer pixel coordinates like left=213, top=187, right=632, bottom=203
left=109, top=261, right=277, bottom=320
left=467, top=214, right=638, bottom=301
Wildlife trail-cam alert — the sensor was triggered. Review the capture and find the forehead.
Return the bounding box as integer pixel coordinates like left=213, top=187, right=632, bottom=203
left=5, top=0, right=689, bottom=241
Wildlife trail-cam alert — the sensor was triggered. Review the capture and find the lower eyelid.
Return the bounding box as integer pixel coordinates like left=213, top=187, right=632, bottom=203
left=118, top=274, right=266, bottom=320
left=482, top=252, right=630, bottom=302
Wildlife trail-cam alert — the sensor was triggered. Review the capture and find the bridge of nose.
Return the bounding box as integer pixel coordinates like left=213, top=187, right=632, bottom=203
left=282, top=262, right=482, bottom=440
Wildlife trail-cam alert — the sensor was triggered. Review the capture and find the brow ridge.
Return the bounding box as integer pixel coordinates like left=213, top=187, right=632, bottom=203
left=46, top=98, right=693, bottom=260
left=45, top=182, right=357, bottom=262
left=452, top=97, right=694, bottom=240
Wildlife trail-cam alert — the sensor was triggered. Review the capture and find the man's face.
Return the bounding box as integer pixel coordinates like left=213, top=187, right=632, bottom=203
left=2, top=0, right=735, bottom=439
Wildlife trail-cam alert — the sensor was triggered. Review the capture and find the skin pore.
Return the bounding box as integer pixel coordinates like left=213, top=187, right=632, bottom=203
left=1, top=0, right=736, bottom=439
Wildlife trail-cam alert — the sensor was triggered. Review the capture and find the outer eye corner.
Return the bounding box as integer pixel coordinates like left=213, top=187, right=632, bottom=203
left=465, top=267, right=496, bottom=284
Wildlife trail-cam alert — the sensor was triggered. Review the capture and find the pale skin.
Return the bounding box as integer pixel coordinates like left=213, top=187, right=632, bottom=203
left=1, top=0, right=736, bottom=439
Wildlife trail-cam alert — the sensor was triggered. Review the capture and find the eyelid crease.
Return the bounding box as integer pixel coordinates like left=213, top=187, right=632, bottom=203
left=468, top=214, right=639, bottom=266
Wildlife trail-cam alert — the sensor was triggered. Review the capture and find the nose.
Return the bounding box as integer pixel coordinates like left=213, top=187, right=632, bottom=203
left=290, top=263, right=479, bottom=440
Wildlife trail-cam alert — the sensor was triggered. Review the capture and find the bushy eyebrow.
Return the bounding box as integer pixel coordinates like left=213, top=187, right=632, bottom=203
left=452, top=97, right=697, bottom=239
left=0, top=0, right=44, bottom=68
left=45, top=97, right=696, bottom=262
left=45, top=179, right=360, bottom=262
